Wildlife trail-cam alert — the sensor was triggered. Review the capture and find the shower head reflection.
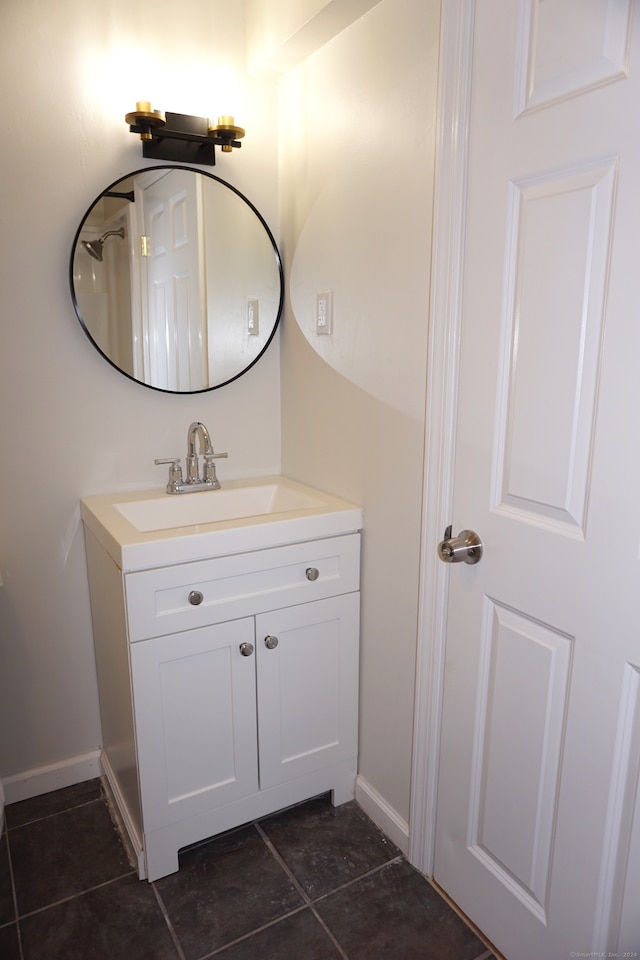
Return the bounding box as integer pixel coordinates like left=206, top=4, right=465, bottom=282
left=81, top=227, right=125, bottom=262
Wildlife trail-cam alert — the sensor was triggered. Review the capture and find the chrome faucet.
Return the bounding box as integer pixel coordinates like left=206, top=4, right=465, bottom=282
left=155, top=422, right=228, bottom=494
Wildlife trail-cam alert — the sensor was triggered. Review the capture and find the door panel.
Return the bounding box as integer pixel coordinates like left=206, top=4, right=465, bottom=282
left=432, top=1, right=640, bottom=956
left=516, top=0, right=632, bottom=115
left=495, top=160, right=615, bottom=533
left=256, top=595, right=359, bottom=790
left=131, top=618, right=259, bottom=832
left=469, top=599, right=572, bottom=920
left=598, top=662, right=640, bottom=945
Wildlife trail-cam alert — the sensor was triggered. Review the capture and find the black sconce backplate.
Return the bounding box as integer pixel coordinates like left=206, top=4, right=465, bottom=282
left=129, top=112, right=242, bottom=166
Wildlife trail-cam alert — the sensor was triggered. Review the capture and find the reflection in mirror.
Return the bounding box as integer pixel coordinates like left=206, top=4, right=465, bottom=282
left=71, top=166, right=283, bottom=393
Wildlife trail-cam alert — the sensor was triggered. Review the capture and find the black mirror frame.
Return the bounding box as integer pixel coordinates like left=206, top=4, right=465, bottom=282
left=69, top=165, right=284, bottom=394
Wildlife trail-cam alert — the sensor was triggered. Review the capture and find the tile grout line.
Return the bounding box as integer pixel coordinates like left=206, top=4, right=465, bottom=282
left=254, top=822, right=351, bottom=960
left=10, top=869, right=137, bottom=921
left=4, top=784, right=501, bottom=960
left=253, top=823, right=312, bottom=905
left=151, top=883, right=188, bottom=960
left=5, top=797, right=104, bottom=832
left=194, top=904, right=310, bottom=960
left=308, top=855, right=407, bottom=908
left=7, top=786, right=185, bottom=960
left=254, top=821, right=406, bottom=907
left=426, top=875, right=503, bottom=959
left=253, top=823, right=409, bottom=959
left=307, top=897, right=355, bottom=959
left=3, top=826, right=25, bottom=960
left=305, top=857, right=497, bottom=960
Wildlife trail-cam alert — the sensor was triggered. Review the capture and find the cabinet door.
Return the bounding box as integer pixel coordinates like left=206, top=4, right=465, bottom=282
left=256, top=594, right=359, bottom=789
left=130, top=618, right=258, bottom=831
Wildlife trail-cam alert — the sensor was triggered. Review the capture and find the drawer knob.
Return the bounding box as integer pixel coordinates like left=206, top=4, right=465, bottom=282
left=188, top=590, right=204, bottom=606
left=305, top=567, right=320, bottom=581
left=264, top=635, right=279, bottom=650
left=239, top=642, right=254, bottom=657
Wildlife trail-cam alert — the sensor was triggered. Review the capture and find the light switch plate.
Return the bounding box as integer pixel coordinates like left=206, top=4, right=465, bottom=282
left=316, top=291, right=333, bottom=335
left=247, top=299, right=259, bottom=335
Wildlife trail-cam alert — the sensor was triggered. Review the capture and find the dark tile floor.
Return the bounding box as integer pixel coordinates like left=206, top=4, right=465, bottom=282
left=0, top=779, right=499, bottom=960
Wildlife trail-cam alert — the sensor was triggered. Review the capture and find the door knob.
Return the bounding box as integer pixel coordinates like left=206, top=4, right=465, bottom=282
left=239, top=642, right=254, bottom=657
left=437, top=525, right=483, bottom=564
left=264, top=635, right=279, bottom=650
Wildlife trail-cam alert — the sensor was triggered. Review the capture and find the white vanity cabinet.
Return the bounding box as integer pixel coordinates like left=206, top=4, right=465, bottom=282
left=83, top=521, right=361, bottom=883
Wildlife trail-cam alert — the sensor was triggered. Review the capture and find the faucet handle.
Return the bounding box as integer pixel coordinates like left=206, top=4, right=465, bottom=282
left=202, top=452, right=227, bottom=488
left=154, top=457, right=183, bottom=494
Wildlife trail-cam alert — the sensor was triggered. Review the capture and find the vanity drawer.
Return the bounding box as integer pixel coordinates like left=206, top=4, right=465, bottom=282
left=124, top=534, right=360, bottom=642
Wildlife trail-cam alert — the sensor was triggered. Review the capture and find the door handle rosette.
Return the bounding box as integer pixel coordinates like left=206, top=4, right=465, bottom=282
left=437, top=525, right=483, bottom=564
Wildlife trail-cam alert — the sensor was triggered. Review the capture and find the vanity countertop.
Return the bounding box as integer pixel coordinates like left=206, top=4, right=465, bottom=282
left=80, top=475, right=362, bottom=572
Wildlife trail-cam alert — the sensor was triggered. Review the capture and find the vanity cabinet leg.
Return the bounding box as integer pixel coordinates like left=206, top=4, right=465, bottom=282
left=144, top=835, right=180, bottom=883
left=330, top=760, right=358, bottom=806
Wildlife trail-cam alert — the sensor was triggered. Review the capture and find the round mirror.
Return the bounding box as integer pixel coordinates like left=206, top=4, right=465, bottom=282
left=70, top=166, right=283, bottom=393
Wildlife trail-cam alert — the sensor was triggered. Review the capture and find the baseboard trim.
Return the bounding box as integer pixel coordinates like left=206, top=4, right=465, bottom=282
left=355, top=774, right=409, bottom=855
left=3, top=751, right=102, bottom=805
left=100, top=751, right=146, bottom=879
left=3, top=756, right=410, bottom=865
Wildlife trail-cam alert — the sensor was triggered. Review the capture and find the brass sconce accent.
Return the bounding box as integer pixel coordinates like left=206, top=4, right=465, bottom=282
left=125, top=101, right=245, bottom=165
left=208, top=115, right=245, bottom=153
left=124, top=101, right=166, bottom=140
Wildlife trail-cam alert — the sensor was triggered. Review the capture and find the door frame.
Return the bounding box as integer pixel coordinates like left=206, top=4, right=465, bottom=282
left=408, top=0, right=475, bottom=875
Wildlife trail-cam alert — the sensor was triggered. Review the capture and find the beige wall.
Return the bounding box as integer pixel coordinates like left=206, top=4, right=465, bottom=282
left=279, top=0, right=440, bottom=821
left=246, top=0, right=384, bottom=71
left=0, top=0, right=440, bottom=831
left=0, top=0, right=281, bottom=783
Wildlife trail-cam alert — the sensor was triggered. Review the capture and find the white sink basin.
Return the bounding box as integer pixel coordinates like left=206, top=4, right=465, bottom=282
left=115, top=482, right=326, bottom=532
left=80, top=476, right=362, bottom=571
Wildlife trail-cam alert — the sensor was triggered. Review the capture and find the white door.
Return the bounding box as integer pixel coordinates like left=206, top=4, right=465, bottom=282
left=137, top=168, right=208, bottom=391
left=426, top=1, right=640, bottom=957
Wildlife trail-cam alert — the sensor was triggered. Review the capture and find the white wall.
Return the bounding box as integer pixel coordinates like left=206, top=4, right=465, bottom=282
left=279, top=0, right=440, bottom=823
left=0, top=0, right=281, bottom=788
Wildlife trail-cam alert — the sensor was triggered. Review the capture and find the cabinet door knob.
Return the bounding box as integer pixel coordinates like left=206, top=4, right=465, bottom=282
left=264, top=635, right=279, bottom=650
left=188, top=590, right=204, bottom=606
left=305, top=567, right=320, bottom=581
left=239, top=642, right=254, bottom=657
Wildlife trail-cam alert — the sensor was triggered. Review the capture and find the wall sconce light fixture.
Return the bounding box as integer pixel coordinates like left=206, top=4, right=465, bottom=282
left=125, top=101, right=245, bottom=166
